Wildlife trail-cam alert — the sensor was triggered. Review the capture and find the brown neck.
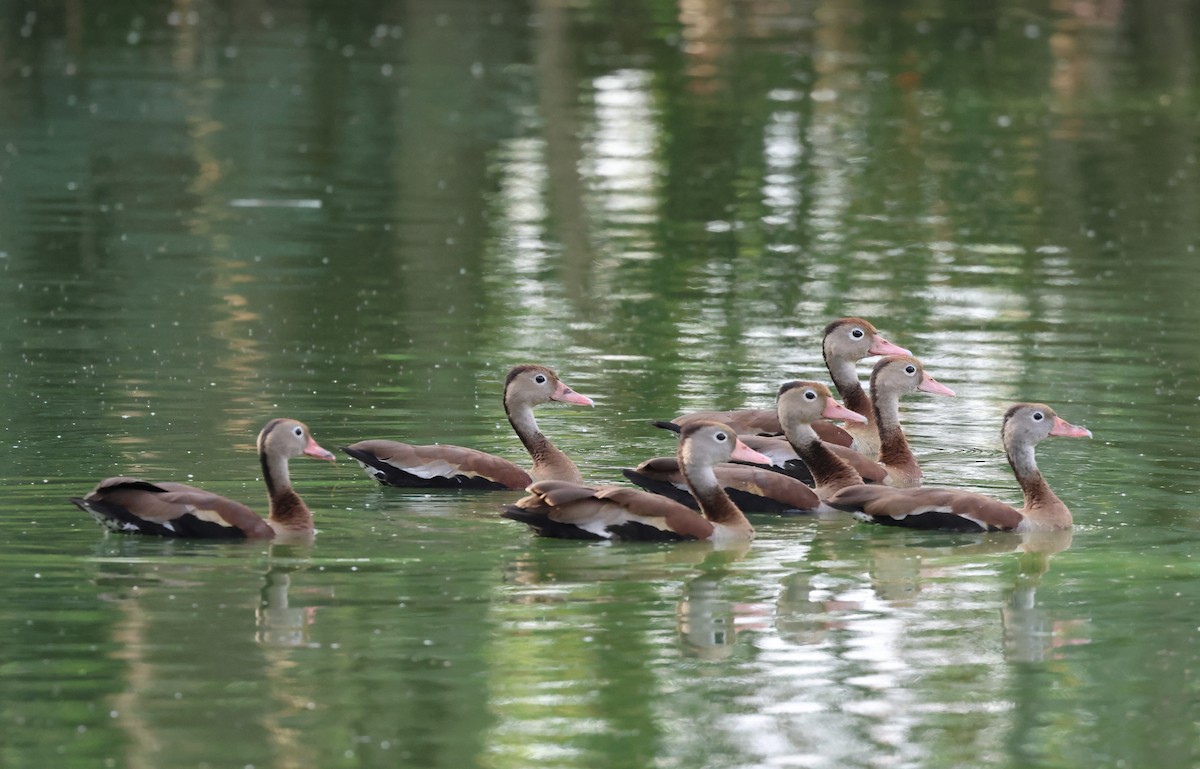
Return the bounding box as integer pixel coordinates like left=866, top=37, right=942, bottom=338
left=507, top=401, right=583, bottom=484
left=783, top=422, right=863, bottom=494
left=269, top=488, right=314, bottom=529
left=874, top=392, right=919, bottom=480
left=683, top=462, right=749, bottom=528
left=825, top=355, right=872, bottom=420
left=842, top=384, right=874, bottom=424
left=262, top=452, right=314, bottom=529
left=1008, top=440, right=1071, bottom=528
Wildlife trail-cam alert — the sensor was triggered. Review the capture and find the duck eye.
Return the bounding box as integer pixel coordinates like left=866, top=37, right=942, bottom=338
left=904, top=365, right=916, bottom=375
left=850, top=328, right=864, bottom=339
left=293, top=426, right=304, bottom=437
left=534, top=374, right=547, bottom=384
left=714, top=432, right=728, bottom=442
left=1032, top=412, right=1044, bottom=421
left=804, top=390, right=817, bottom=400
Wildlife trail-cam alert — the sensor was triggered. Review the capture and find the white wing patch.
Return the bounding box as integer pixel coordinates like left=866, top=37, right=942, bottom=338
left=403, top=460, right=461, bottom=480
left=577, top=520, right=615, bottom=539
left=352, top=460, right=382, bottom=480
left=888, top=505, right=955, bottom=521
left=188, top=507, right=237, bottom=527
left=618, top=514, right=677, bottom=535
left=757, top=448, right=789, bottom=465
left=86, top=507, right=141, bottom=534
left=351, top=457, right=463, bottom=481
left=855, top=504, right=993, bottom=532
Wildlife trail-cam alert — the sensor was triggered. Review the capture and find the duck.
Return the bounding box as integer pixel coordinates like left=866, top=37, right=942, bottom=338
left=731, top=432, right=889, bottom=486
left=621, top=450, right=822, bottom=514
left=502, top=421, right=771, bottom=543
left=341, top=364, right=594, bottom=489
left=775, top=380, right=888, bottom=501
left=641, top=420, right=824, bottom=485
left=670, top=317, right=910, bottom=449
left=624, top=393, right=873, bottom=513
left=821, top=317, right=913, bottom=456
left=71, top=418, right=336, bottom=539
left=869, top=355, right=955, bottom=487
left=825, top=403, right=1091, bottom=532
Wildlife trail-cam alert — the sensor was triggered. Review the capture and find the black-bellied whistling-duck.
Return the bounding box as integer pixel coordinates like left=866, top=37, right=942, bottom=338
left=732, top=433, right=889, bottom=486
left=826, top=404, right=1091, bottom=532
left=624, top=393, right=871, bottom=514
left=822, top=317, right=912, bottom=456
left=71, top=418, right=336, bottom=539
left=644, top=419, right=820, bottom=484
left=621, top=452, right=821, bottom=515
left=341, top=364, right=594, bottom=490
left=775, top=381, right=888, bottom=501
left=502, top=422, right=771, bottom=543
left=870, top=355, right=955, bottom=487
left=670, top=317, right=910, bottom=448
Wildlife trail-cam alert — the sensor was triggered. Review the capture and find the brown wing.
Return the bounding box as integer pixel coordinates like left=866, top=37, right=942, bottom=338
left=342, top=439, right=532, bottom=490
left=711, top=464, right=819, bottom=512
left=825, top=484, right=1025, bottom=532
left=737, top=435, right=799, bottom=467
left=504, top=480, right=715, bottom=540
left=632, top=457, right=681, bottom=476
left=521, top=479, right=603, bottom=507
left=620, top=459, right=695, bottom=508
left=674, top=409, right=852, bottom=446
left=827, top=444, right=888, bottom=483
left=74, top=477, right=273, bottom=538
left=812, top=422, right=853, bottom=447
left=673, top=409, right=781, bottom=435
left=741, top=435, right=886, bottom=488
left=623, top=457, right=818, bottom=513
left=726, top=436, right=880, bottom=483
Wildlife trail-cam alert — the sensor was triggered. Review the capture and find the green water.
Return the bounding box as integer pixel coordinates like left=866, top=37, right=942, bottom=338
left=2, top=1, right=1199, bottom=767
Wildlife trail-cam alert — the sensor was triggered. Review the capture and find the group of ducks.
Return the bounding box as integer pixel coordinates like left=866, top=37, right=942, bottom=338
left=71, top=318, right=1092, bottom=544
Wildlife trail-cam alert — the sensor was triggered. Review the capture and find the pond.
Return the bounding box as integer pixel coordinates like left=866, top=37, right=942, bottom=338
left=1, top=1, right=1199, bottom=768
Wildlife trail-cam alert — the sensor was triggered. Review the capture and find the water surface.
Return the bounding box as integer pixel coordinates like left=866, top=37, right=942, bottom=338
left=2, top=2, right=1199, bottom=768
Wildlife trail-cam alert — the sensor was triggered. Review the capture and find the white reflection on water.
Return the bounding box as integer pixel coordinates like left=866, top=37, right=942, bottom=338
left=762, top=109, right=803, bottom=220
left=646, top=532, right=1082, bottom=767
left=476, top=528, right=1085, bottom=767
left=490, top=133, right=577, bottom=355
left=256, top=564, right=325, bottom=649
left=497, top=136, right=552, bottom=261
left=588, top=68, right=661, bottom=244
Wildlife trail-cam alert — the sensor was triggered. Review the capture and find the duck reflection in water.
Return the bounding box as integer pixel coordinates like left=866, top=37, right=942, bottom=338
left=1002, top=530, right=1090, bottom=663
left=772, top=528, right=1088, bottom=660
left=500, top=539, right=731, bottom=589
left=86, top=545, right=329, bottom=769
left=774, top=572, right=864, bottom=646
left=863, top=531, right=1026, bottom=604
left=256, top=560, right=329, bottom=649
left=674, top=544, right=773, bottom=659
left=500, top=540, right=765, bottom=659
